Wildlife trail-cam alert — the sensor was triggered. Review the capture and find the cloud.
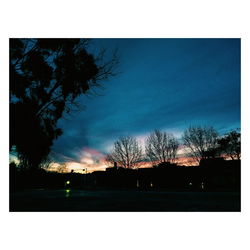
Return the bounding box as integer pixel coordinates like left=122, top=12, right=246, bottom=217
left=50, top=147, right=108, bottom=173
left=49, top=39, right=240, bottom=170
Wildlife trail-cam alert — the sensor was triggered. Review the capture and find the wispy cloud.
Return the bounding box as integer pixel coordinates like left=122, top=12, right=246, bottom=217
left=50, top=39, right=240, bottom=169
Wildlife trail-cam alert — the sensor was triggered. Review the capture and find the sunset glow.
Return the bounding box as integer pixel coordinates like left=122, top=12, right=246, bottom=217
left=48, top=143, right=198, bottom=173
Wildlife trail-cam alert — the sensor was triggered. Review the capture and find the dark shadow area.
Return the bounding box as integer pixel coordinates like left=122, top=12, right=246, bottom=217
left=10, top=159, right=240, bottom=212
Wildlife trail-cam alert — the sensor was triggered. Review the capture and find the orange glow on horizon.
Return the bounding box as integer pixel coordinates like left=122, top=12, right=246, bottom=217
left=48, top=155, right=198, bottom=174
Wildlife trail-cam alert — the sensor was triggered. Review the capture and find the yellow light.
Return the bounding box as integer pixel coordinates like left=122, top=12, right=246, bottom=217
left=65, top=189, right=71, bottom=198
left=66, top=180, right=70, bottom=184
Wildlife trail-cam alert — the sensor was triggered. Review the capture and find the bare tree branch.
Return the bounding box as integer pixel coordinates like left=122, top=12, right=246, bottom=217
left=106, top=136, right=143, bottom=169
left=182, top=126, right=218, bottom=164
left=145, top=130, right=179, bottom=165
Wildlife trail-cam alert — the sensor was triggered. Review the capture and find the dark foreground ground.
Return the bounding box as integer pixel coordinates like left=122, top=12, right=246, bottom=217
left=9, top=189, right=240, bottom=212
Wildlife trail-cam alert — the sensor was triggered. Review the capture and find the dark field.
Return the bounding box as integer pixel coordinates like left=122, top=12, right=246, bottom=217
left=10, top=189, right=240, bottom=212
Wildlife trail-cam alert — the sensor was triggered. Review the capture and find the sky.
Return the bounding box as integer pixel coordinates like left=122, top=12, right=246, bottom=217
left=49, top=38, right=240, bottom=172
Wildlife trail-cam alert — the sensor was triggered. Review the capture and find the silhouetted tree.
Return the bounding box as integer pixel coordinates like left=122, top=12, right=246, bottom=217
left=105, top=153, right=116, bottom=167
left=106, top=136, right=143, bottom=169
left=57, top=163, right=68, bottom=173
left=40, top=157, right=53, bottom=170
left=182, top=126, right=218, bottom=164
left=169, top=136, right=179, bottom=162
left=10, top=39, right=118, bottom=170
left=217, top=129, right=241, bottom=160
left=145, top=130, right=179, bottom=164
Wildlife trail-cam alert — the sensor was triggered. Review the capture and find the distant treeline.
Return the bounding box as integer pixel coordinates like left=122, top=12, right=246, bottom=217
left=9, top=125, right=240, bottom=192
left=105, top=126, right=240, bottom=169
left=10, top=126, right=240, bottom=173
left=10, top=158, right=240, bottom=192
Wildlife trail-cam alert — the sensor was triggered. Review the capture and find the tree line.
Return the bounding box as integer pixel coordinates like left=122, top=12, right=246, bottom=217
left=106, top=126, right=241, bottom=169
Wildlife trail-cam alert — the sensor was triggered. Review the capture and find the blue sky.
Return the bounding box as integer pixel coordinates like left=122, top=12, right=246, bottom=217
left=51, top=38, right=240, bottom=165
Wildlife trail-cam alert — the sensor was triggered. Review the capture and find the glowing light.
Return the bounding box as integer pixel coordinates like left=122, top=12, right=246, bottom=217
left=66, top=181, right=70, bottom=185
left=65, top=189, right=71, bottom=198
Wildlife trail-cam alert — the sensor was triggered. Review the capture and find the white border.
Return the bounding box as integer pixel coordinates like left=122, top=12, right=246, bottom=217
left=1, top=1, right=249, bottom=250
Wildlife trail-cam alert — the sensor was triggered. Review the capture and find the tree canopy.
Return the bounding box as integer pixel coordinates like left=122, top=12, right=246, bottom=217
left=10, top=38, right=118, bottom=170
left=217, top=129, right=241, bottom=160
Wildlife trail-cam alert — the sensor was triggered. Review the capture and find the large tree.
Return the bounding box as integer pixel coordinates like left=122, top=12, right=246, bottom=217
left=182, top=126, right=218, bottom=164
left=106, top=136, right=143, bottom=169
left=145, top=130, right=179, bottom=164
left=10, top=38, right=118, bottom=170
left=217, top=129, right=241, bottom=160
